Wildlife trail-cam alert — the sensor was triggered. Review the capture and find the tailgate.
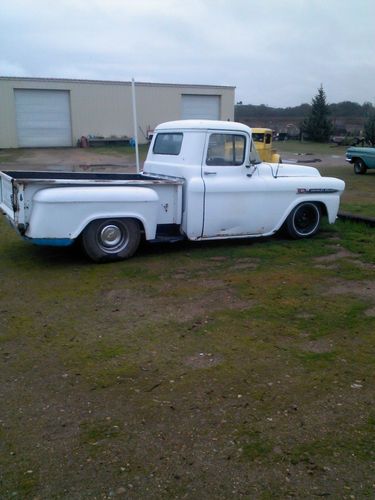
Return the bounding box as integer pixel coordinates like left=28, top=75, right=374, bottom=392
left=0, top=171, right=24, bottom=225
left=0, top=172, right=15, bottom=217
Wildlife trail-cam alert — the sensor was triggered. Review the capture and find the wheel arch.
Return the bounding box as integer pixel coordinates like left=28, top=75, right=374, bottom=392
left=285, top=201, right=322, bottom=239
left=315, top=201, right=328, bottom=218
left=278, top=199, right=327, bottom=231
left=76, top=213, right=147, bottom=240
left=352, top=156, right=367, bottom=167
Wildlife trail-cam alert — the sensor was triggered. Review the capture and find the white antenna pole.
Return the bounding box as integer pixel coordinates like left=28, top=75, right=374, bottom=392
left=131, top=78, right=140, bottom=173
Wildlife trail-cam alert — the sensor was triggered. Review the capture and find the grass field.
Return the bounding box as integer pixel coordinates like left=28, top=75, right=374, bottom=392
left=1, top=214, right=375, bottom=497
left=275, top=140, right=347, bottom=156
left=80, top=143, right=150, bottom=159
left=1, top=140, right=375, bottom=497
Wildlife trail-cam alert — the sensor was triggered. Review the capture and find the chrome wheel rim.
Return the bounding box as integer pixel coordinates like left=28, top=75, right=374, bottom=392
left=293, top=204, right=319, bottom=235
left=97, top=222, right=129, bottom=253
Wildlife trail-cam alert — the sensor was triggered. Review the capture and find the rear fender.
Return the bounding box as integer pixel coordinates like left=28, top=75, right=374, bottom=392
left=26, top=186, right=160, bottom=240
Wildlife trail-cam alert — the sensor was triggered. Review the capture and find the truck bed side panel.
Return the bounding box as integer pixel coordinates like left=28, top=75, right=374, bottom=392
left=26, top=186, right=161, bottom=241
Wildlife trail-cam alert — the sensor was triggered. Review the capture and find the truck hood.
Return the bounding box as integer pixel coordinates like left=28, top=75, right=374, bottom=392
left=346, top=147, right=375, bottom=154
left=274, top=164, right=321, bottom=178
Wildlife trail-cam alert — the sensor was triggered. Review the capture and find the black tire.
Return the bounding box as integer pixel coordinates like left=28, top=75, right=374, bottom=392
left=81, top=218, right=141, bottom=262
left=286, top=202, right=321, bottom=239
left=353, top=159, right=367, bottom=175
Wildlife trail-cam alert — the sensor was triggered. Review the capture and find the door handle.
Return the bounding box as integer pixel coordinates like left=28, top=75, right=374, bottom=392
left=204, top=171, right=217, bottom=175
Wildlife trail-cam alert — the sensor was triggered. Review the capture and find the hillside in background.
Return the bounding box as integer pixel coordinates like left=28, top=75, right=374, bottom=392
left=235, top=101, right=374, bottom=137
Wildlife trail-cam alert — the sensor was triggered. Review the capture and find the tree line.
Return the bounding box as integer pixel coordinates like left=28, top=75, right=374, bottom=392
left=236, top=87, right=375, bottom=144
left=235, top=99, right=374, bottom=120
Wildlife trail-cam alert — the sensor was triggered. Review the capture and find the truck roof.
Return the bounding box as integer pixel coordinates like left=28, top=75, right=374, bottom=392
left=155, top=120, right=252, bottom=134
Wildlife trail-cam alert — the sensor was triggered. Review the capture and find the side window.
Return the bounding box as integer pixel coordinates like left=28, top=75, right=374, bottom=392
left=206, top=133, right=246, bottom=166
left=252, top=133, right=264, bottom=143
left=153, top=133, right=183, bottom=155
left=265, top=134, right=271, bottom=144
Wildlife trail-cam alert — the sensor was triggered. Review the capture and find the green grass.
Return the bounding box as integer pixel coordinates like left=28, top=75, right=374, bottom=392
left=276, top=139, right=347, bottom=156
left=1, top=139, right=373, bottom=496
left=0, top=203, right=375, bottom=497
left=82, top=143, right=150, bottom=158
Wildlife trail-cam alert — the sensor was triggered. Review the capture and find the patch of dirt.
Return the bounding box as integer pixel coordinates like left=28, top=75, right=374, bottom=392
left=103, top=281, right=253, bottom=324
left=364, top=307, right=375, bottom=317
left=313, top=246, right=375, bottom=271
left=281, top=151, right=346, bottom=167
left=184, top=352, right=223, bottom=369
left=208, top=256, right=228, bottom=262
left=229, top=258, right=260, bottom=271
left=314, top=264, right=339, bottom=270
left=313, top=248, right=358, bottom=264
left=295, top=312, right=316, bottom=320
left=300, top=339, right=334, bottom=353
left=326, top=279, right=375, bottom=302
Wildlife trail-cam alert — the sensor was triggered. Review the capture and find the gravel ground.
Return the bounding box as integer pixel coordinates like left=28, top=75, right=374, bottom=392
left=0, top=148, right=139, bottom=172
left=0, top=146, right=347, bottom=172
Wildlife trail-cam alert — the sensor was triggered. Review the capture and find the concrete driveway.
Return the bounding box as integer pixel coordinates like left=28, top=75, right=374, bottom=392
left=0, top=147, right=141, bottom=172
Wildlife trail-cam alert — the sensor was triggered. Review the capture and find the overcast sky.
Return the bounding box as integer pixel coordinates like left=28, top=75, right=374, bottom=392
left=1, top=0, right=374, bottom=107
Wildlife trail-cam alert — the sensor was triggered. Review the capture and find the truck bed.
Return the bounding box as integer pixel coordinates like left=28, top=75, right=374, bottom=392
left=0, top=170, right=184, bottom=234
left=1, top=170, right=183, bottom=185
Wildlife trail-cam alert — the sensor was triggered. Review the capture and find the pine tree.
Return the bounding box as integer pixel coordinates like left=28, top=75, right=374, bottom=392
left=364, top=112, right=375, bottom=146
left=302, top=85, right=332, bottom=142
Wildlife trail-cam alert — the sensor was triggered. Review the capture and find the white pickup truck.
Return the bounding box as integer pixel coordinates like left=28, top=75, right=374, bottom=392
left=0, top=120, right=345, bottom=262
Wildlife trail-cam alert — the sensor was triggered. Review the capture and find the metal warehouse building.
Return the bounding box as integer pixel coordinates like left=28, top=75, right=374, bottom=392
left=0, top=77, right=235, bottom=148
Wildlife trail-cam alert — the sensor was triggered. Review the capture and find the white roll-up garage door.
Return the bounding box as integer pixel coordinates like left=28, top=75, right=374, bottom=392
left=181, top=95, right=220, bottom=120
left=15, top=89, right=72, bottom=147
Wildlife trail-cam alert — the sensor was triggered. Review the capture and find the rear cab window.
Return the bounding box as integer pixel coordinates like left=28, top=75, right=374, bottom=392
left=206, top=133, right=246, bottom=166
left=153, top=133, right=183, bottom=155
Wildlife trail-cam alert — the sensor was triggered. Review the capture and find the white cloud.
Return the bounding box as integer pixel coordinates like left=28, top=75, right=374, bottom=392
left=0, top=0, right=374, bottom=106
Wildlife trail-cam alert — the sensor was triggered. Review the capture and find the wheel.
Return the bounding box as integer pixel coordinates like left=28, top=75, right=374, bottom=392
left=81, top=218, right=141, bottom=262
left=286, top=202, right=321, bottom=239
left=353, top=159, right=367, bottom=175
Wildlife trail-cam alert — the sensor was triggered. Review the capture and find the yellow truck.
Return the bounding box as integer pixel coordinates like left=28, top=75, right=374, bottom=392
left=252, top=128, right=281, bottom=163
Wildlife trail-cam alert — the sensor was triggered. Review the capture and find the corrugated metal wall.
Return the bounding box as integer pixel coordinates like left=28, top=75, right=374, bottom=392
left=0, top=77, right=235, bottom=148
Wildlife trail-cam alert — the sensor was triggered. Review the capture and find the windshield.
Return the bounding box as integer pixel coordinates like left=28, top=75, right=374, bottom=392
left=252, top=133, right=264, bottom=143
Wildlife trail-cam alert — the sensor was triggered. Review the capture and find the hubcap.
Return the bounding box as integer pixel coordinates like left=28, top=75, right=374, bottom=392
left=100, top=225, right=122, bottom=247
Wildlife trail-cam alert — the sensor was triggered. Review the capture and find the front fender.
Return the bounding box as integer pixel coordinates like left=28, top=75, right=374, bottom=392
left=27, top=186, right=160, bottom=240
left=274, top=195, right=341, bottom=232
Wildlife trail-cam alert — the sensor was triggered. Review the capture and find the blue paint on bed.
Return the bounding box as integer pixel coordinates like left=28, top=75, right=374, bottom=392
left=25, top=237, right=74, bottom=247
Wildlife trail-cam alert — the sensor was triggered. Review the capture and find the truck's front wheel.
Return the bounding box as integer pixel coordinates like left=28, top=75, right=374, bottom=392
left=286, top=202, right=321, bottom=239
left=82, top=218, right=141, bottom=262
left=353, top=159, right=367, bottom=175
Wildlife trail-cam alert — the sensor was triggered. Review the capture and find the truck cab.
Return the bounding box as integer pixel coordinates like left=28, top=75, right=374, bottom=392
left=252, top=128, right=281, bottom=163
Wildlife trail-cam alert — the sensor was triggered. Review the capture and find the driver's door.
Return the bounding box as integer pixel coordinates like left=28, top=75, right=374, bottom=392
left=202, top=131, right=267, bottom=238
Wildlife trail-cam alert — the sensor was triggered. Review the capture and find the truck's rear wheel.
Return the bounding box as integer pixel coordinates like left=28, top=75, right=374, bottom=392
left=353, top=159, right=367, bottom=175
left=286, top=202, right=321, bottom=239
left=82, top=218, right=141, bottom=262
